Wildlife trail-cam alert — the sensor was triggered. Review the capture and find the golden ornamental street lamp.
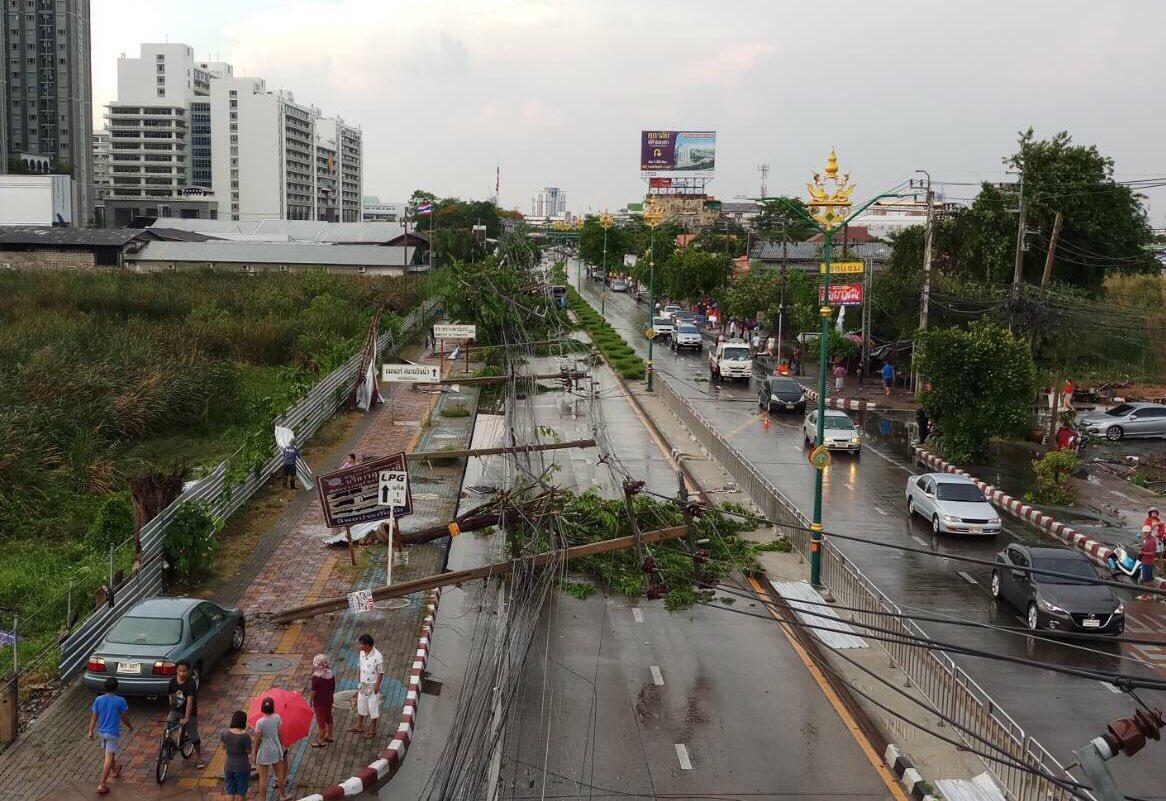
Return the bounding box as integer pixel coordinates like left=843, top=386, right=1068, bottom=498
left=642, top=197, right=666, bottom=391
left=599, top=210, right=614, bottom=317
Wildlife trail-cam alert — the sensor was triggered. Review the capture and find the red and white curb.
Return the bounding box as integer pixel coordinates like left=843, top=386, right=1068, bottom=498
left=802, top=385, right=880, bottom=412
left=913, top=446, right=1166, bottom=591
left=297, top=588, right=441, bottom=801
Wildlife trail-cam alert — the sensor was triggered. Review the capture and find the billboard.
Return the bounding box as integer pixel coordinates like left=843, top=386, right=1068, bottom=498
left=316, top=452, right=413, bottom=528
left=819, top=261, right=865, bottom=275
left=640, top=131, right=716, bottom=174
left=818, top=283, right=864, bottom=306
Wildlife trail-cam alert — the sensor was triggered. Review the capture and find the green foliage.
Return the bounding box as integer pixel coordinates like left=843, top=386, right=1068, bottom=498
left=560, top=580, right=597, bottom=600
left=656, top=247, right=733, bottom=303
left=164, top=502, right=222, bottom=577
left=1028, top=450, right=1079, bottom=505
left=827, top=329, right=859, bottom=361
left=716, top=267, right=817, bottom=337
left=914, top=320, right=1037, bottom=463
left=567, top=287, right=646, bottom=379
left=408, top=189, right=511, bottom=266
left=752, top=197, right=818, bottom=242
left=86, top=493, right=135, bottom=552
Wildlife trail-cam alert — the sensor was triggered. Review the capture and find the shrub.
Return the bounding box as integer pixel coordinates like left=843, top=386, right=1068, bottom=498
left=86, top=493, right=135, bottom=552
left=1028, top=450, right=1079, bottom=506
left=164, top=501, right=222, bottom=577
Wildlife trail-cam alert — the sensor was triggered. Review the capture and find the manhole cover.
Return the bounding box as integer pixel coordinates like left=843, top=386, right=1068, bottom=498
left=229, top=653, right=303, bottom=676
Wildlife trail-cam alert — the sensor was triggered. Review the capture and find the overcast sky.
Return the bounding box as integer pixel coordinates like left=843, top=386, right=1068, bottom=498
left=93, top=0, right=1166, bottom=222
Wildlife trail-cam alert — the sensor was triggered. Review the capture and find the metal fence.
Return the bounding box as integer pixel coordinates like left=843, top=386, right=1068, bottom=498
left=654, top=374, right=1079, bottom=801
left=54, top=299, right=437, bottom=681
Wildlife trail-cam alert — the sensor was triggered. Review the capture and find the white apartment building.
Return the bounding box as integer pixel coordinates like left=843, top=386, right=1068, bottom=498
left=102, top=43, right=361, bottom=226
left=532, top=186, right=566, bottom=218
left=849, top=196, right=952, bottom=239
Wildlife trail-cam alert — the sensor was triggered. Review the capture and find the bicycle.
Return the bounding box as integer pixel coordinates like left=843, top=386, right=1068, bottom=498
left=154, top=719, right=195, bottom=785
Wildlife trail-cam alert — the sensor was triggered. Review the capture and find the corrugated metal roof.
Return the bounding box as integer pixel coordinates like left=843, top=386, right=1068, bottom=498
left=149, top=218, right=406, bottom=243
left=126, top=241, right=412, bottom=266
left=0, top=226, right=145, bottom=247
left=770, top=580, right=868, bottom=649
left=750, top=240, right=891, bottom=263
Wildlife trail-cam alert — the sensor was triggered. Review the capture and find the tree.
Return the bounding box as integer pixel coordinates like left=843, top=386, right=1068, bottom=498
left=578, top=217, right=627, bottom=270
left=752, top=197, right=817, bottom=242
left=717, top=267, right=817, bottom=336
left=656, top=248, right=732, bottom=302
left=914, top=320, right=1037, bottom=463
left=407, top=189, right=437, bottom=219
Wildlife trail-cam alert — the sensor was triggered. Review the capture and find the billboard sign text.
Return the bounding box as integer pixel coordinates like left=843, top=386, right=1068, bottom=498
left=818, top=283, right=864, bottom=306
left=382, top=364, right=440, bottom=383
left=819, top=261, right=865, bottom=275
left=316, top=452, right=413, bottom=528
left=640, top=131, right=716, bottom=175
left=433, top=324, right=476, bottom=340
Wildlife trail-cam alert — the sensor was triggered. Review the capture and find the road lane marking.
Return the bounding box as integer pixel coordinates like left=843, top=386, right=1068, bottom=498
left=873, top=506, right=890, bottom=516
left=1100, top=681, right=1122, bottom=693
left=632, top=608, right=644, bottom=623
left=649, top=665, right=664, bottom=685
left=958, top=571, right=977, bottom=585
left=747, top=577, right=911, bottom=801
left=674, top=743, right=693, bottom=770
left=911, top=536, right=929, bottom=548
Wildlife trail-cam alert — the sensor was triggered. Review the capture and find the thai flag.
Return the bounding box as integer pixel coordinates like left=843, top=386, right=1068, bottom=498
left=417, top=203, right=433, bottom=216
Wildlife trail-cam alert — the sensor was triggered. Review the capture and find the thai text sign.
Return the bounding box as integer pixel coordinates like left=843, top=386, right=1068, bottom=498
left=819, top=261, right=864, bottom=275
left=640, top=131, right=716, bottom=174
left=433, top=324, right=476, bottom=340
left=382, top=364, right=440, bottom=383
left=818, top=283, right=864, bottom=306
left=316, top=452, right=413, bottom=528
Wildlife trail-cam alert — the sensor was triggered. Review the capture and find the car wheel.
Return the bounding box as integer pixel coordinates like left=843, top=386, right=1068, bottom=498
left=1106, top=426, right=1124, bottom=441
left=990, top=570, right=1001, bottom=599
left=229, top=621, right=245, bottom=652
left=907, top=497, right=915, bottom=518
left=931, top=515, right=941, bottom=535
left=697, top=344, right=703, bottom=352
left=1026, top=603, right=1040, bottom=631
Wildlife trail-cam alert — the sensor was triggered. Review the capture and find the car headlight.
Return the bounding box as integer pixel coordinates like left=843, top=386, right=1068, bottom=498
left=798, top=394, right=806, bottom=402
left=1115, top=602, right=1125, bottom=615
left=1037, top=598, right=1066, bottom=614
left=772, top=394, right=780, bottom=401
left=989, top=517, right=1001, bottom=525
left=941, top=514, right=960, bottom=523
left=849, top=437, right=861, bottom=444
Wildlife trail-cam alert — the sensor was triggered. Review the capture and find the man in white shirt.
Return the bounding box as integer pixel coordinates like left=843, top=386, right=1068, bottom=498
left=351, top=633, right=384, bottom=739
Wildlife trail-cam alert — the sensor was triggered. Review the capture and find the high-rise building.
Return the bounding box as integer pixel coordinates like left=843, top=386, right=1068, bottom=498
left=91, top=128, right=111, bottom=222
left=1, top=0, right=94, bottom=225
left=532, top=186, right=566, bottom=218
left=101, top=43, right=362, bottom=226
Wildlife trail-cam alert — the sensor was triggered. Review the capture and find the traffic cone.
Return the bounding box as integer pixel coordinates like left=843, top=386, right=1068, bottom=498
left=762, top=415, right=770, bottom=431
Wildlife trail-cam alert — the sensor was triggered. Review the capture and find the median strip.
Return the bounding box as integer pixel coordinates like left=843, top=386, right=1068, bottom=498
left=567, top=286, right=645, bottom=380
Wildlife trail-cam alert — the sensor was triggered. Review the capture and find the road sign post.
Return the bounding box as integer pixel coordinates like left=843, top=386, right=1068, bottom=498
left=378, top=468, right=408, bottom=587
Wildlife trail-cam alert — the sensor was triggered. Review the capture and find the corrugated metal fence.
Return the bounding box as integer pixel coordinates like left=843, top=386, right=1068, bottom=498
left=653, top=373, right=1081, bottom=801
left=55, top=299, right=436, bottom=681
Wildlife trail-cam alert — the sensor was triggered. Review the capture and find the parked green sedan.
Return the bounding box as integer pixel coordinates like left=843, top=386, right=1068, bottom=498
left=82, top=598, right=245, bottom=696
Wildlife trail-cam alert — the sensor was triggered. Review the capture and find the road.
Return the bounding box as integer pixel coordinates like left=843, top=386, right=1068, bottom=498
left=574, top=269, right=1166, bottom=798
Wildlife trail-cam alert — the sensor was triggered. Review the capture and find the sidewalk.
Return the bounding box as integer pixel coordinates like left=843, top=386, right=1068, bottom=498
left=793, top=363, right=919, bottom=412
left=0, top=347, right=477, bottom=801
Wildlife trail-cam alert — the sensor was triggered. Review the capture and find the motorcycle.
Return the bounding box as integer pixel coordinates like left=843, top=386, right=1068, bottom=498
left=1106, top=540, right=1141, bottom=581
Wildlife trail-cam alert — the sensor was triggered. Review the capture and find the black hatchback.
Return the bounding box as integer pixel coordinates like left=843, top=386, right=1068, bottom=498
left=759, top=376, right=806, bottom=414
left=991, top=545, right=1124, bottom=635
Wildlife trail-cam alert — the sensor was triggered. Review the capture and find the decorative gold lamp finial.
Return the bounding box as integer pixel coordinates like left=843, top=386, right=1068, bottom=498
left=805, top=151, right=855, bottom=230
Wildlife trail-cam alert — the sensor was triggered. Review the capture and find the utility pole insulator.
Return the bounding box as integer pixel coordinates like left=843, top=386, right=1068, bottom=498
left=623, top=479, right=645, bottom=495
left=1106, top=707, right=1164, bottom=757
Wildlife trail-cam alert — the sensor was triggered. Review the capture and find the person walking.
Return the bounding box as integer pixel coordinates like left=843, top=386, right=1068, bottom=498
left=350, top=633, right=384, bottom=739
left=833, top=362, right=846, bottom=393
left=220, top=710, right=252, bottom=801
left=1145, top=508, right=1165, bottom=572
left=252, top=697, right=292, bottom=801
left=281, top=437, right=301, bottom=490
left=309, top=654, right=336, bottom=748
left=792, top=347, right=802, bottom=376
left=341, top=452, right=359, bottom=469
left=881, top=361, right=895, bottom=397
left=1138, top=525, right=1159, bottom=599
left=87, top=676, right=132, bottom=796
left=916, top=406, right=930, bottom=444
left=168, top=660, right=203, bottom=769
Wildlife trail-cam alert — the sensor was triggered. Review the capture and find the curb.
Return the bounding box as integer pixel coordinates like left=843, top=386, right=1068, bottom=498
left=802, top=385, right=880, bottom=412
left=884, top=744, right=940, bottom=801
left=912, top=445, right=1166, bottom=591
left=297, top=588, right=442, bottom=801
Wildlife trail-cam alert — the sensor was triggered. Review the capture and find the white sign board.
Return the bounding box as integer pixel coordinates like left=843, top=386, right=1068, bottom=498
left=378, top=469, right=408, bottom=508
left=382, top=364, right=440, bottom=383
left=623, top=254, right=638, bottom=268
left=433, top=324, right=477, bottom=340
left=347, top=589, right=376, bottom=614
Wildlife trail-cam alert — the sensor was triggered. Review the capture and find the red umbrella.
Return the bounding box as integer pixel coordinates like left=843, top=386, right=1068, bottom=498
left=248, top=687, right=314, bottom=747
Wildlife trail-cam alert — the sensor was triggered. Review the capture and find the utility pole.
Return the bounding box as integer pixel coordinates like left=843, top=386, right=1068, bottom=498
left=1073, top=707, right=1164, bottom=801
left=1040, top=210, right=1063, bottom=290
left=1009, top=170, right=1027, bottom=330
left=915, top=170, right=933, bottom=398
left=775, top=219, right=788, bottom=365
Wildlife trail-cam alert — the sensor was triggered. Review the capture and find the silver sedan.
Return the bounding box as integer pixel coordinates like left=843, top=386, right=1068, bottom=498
left=905, top=472, right=1002, bottom=535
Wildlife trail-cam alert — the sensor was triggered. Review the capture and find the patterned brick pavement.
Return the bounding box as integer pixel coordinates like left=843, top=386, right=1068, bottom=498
left=0, top=355, right=480, bottom=801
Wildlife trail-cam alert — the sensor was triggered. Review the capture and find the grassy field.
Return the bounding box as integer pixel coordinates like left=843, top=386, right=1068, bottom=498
left=0, top=268, right=424, bottom=667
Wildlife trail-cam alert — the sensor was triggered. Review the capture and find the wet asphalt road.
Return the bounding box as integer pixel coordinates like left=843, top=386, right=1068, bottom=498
left=575, top=271, right=1166, bottom=797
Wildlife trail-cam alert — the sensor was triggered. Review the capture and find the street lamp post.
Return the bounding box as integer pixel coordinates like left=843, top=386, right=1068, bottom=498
left=643, top=199, right=666, bottom=392
left=600, top=210, right=613, bottom=318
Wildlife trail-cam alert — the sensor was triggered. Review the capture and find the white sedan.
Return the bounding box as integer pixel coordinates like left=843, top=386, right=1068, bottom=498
left=803, top=410, right=861, bottom=454
left=905, top=473, right=1002, bottom=535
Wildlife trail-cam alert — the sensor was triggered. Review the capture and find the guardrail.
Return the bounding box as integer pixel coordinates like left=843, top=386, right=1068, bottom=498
left=654, top=373, right=1079, bottom=801
left=52, top=298, right=437, bottom=682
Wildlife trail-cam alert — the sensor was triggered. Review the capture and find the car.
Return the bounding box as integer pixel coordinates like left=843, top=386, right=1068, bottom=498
left=610, top=278, right=628, bottom=292
left=759, top=376, right=806, bottom=413
left=671, top=309, right=698, bottom=326
left=991, top=545, right=1124, bottom=635
left=803, top=409, right=861, bottom=454
left=662, top=303, right=682, bottom=315
left=1079, top=402, right=1166, bottom=441
left=671, top=322, right=702, bottom=352
left=905, top=472, right=1002, bottom=535
left=82, top=598, right=245, bottom=696
left=650, top=315, right=674, bottom=340
left=708, top=339, right=753, bottom=382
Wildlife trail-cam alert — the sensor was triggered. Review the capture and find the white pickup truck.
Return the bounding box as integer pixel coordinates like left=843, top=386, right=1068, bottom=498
left=708, top=339, right=753, bottom=382
left=649, top=315, right=674, bottom=340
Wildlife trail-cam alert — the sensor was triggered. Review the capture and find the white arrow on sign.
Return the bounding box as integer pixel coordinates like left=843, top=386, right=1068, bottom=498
left=378, top=469, right=408, bottom=507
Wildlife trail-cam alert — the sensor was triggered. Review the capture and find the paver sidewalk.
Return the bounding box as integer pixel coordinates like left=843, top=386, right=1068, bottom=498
left=0, top=348, right=478, bottom=801
left=793, top=363, right=919, bottom=412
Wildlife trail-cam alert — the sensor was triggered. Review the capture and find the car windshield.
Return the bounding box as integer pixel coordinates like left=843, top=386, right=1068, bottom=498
left=723, top=347, right=750, bottom=360
left=936, top=483, right=986, bottom=502
left=1032, top=558, right=1099, bottom=585
left=824, top=415, right=854, bottom=430
left=769, top=379, right=800, bottom=393
left=678, top=324, right=698, bottom=334
left=1105, top=404, right=1135, bottom=417
left=106, top=616, right=183, bottom=646
left=653, top=317, right=672, bottom=326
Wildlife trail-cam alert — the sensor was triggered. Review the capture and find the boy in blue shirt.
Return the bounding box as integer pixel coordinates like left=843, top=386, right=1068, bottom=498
left=882, top=361, right=895, bottom=397
left=87, top=676, right=133, bottom=795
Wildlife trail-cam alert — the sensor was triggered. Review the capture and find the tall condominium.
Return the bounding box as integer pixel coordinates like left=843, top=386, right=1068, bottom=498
left=0, top=0, right=94, bottom=224
left=103, top=43, right=362, bottom=225
left=532, top=186, right=566, bottom=217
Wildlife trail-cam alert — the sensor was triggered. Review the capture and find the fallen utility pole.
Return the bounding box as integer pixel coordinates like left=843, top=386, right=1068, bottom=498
left=273, top=524, right=688, bottom=623
left=407, top=438, right=595, bottom=462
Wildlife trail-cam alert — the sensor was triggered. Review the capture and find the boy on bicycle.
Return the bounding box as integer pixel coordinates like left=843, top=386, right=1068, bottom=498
left=168, top=660, right=204, bottom=769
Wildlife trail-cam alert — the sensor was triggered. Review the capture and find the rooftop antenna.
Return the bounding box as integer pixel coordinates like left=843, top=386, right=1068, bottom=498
left=758, top=163, right=769, bottom=198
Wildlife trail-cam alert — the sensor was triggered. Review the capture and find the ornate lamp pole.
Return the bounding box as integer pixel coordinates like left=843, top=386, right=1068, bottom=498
left=599, top=209, right=614, bottom=317
left=642, top=197, right=666, bottom=391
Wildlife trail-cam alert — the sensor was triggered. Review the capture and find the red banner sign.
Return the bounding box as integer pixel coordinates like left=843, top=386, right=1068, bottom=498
left=818, top=283, right=864, bottom=306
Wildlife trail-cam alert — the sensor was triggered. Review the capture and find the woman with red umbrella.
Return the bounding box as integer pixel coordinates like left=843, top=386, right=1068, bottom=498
left=249, top=689, right=313, bottom=801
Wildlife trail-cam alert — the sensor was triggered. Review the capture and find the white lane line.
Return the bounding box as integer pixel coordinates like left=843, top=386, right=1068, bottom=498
left=1100, top=681, right=1122, bottom=694
left=873, top=506, right=890, bottom=516
left=674, top=743, right=693, bottom=770
left=911, top=536, right=929, bottom=548
left=632, top=608, right=644, bottom=623
left=649, top=665, right=664, bottom=685
left=958, top=571, right=978, bottom=585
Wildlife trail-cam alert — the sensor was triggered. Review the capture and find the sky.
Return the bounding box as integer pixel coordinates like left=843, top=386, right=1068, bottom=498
left=93, top=0, right=1166, bottom=222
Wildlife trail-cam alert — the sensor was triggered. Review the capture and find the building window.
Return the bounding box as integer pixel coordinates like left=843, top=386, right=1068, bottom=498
left=156, top=88, right=165, bottom=97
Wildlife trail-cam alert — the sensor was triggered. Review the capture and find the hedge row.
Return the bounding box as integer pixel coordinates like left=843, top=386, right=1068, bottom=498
left=567, top=287, right=645, bottom=380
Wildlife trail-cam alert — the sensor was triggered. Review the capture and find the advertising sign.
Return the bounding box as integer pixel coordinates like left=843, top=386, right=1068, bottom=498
left=347, top=589, right=376, bottom=614
left=623, top=254, right=638, bottom=268
left=433, top=324, right=476, bottom=340
left=819, top=261, right=865, bottom=275
left=818, top=284, right=864, bottom=306
left=382, top=364, right=440, bottom=383
left=648, top=177, right=673, bottom=189
left=316, top=452, right=413, bottom=528
left=640, top=131, right=716, bottom=174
